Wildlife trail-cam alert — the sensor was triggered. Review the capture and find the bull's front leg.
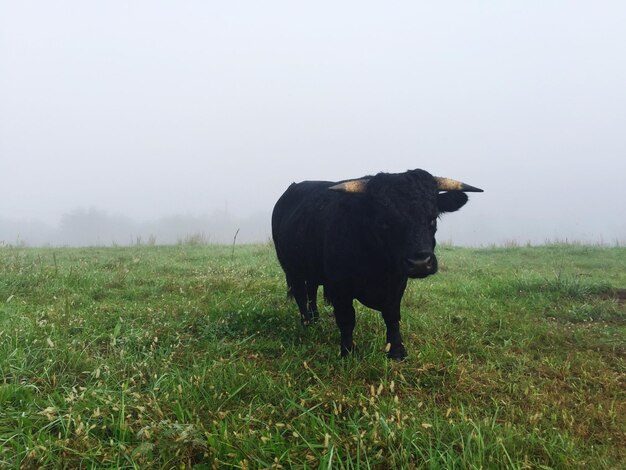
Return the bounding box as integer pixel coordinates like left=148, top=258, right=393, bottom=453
left=382, top=307, right=408, bottom=360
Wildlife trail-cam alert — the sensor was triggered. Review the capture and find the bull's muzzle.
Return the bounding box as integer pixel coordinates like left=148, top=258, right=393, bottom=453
left=405, top=252, right=437, bottom=278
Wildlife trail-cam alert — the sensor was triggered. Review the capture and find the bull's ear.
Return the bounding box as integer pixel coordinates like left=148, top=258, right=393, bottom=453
left=329, top=178, right=369, bottom=193
left=437, top=191, right=468, bottom=213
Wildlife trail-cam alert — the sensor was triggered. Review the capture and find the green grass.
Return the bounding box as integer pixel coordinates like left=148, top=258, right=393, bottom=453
left=0, top=243, right=624, bottom=468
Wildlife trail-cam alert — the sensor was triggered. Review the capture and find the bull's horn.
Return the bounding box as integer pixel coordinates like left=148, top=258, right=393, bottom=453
left=435, top=177, right=483, bottom=192
left=329, top=178, right=369, bottom=193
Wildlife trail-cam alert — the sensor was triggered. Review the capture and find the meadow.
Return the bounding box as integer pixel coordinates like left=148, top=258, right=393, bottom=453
left=0, top=243, right=624, bottom=468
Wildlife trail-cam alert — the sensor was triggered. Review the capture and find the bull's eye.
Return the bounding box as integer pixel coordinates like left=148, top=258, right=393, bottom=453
left=429, top=218, right=437, bottom=229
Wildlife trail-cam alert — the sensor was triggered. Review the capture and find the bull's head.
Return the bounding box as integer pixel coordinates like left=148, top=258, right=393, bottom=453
left=330, top=170, right=482, bottom=278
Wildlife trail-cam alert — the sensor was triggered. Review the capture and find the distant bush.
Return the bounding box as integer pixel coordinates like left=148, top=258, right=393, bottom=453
left=177, top=232, right=210, bottom=246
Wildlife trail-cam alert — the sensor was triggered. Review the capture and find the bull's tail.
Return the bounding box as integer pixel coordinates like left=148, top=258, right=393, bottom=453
left=323, top=286, right=331, bottom=305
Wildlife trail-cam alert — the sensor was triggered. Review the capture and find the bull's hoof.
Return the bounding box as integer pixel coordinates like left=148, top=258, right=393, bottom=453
left=387, top=344, right=408, bottom=361
left=300, top=311, right=320, bottom=327
left=340, top=342, right=355, bottom=358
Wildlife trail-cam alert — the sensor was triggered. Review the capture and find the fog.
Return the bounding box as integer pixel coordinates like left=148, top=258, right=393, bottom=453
left=1, top=2, right=625, bottom=246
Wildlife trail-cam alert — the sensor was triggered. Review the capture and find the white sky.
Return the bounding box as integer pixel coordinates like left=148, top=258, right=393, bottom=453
left=1, top=1, right=625, bottom=245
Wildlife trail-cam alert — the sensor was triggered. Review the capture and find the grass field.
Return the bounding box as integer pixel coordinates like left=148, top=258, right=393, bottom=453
left=1, top=243, right=624, bottom=468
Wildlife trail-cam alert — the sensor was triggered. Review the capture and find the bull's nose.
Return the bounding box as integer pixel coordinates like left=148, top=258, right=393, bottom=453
left=405, top=252, right=436, bottom=276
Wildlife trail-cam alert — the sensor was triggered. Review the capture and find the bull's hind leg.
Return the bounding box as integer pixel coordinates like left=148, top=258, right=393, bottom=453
left=306, top=282, right=320, bottom=322
left=288, top=278, right=318, bottom=325
left=332, top=297, right=356, bottom=357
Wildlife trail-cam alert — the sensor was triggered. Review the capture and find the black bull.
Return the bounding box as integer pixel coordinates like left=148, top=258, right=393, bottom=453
left=271, top=169, right=483, bottom=360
